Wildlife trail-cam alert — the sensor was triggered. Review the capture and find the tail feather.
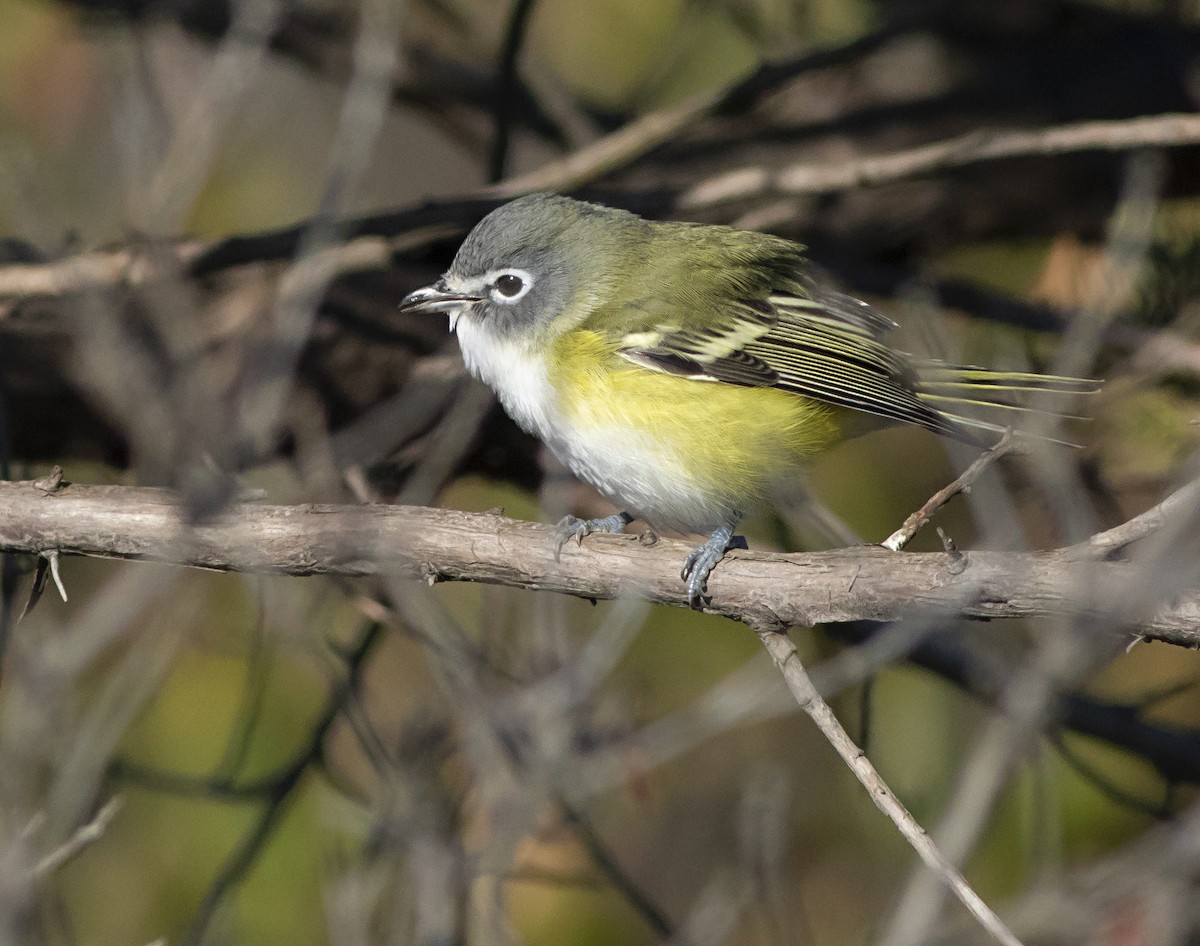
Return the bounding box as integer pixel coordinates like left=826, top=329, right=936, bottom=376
left=918, top=392, right=1091, bottom=421
left=928, top=408, right=1085, bottom=449
left=917, top=364, right=1101, bottom=393
left=915, top=363, right=1102, bottom=447
left=920, top=379, right=1096, bottom=395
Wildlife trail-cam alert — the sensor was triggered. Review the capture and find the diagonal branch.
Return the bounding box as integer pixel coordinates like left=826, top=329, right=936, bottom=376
left=882, top=430, right=1018, bottom=552
left=682, top=112, right=1200, bottom=206
left=757, top=627, right=1023, bottom=946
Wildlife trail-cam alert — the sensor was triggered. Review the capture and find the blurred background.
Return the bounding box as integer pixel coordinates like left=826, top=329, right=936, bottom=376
left=2, top=0, right=1200, bottom=944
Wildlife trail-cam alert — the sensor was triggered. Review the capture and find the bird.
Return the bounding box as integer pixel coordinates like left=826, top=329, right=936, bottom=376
left=400, top=193, right=1097, bottom=608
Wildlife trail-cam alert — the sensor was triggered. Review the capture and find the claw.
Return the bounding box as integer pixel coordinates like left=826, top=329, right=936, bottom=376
left=553, top=512, right=633, bottom=562
left=680, top=525, right=740, bottom=610
left=553, top=515, right=586, bottom=561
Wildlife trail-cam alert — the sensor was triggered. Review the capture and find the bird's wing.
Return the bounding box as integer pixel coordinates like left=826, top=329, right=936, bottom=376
left=609, top=288, right=967, bottom=440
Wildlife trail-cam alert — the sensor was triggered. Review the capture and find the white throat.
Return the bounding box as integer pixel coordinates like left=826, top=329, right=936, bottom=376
left=452, top=314, right=558, bottom=442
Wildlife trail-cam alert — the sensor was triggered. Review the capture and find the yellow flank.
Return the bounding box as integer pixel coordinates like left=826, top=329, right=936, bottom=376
left=549, top=329, right=844, bottom=503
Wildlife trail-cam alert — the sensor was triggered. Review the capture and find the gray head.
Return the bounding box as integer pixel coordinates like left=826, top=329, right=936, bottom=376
left=400, top=194, right=647, bottom=340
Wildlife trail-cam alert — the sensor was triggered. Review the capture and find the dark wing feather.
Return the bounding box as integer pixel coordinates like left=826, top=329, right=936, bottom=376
left=620, top=345, right=778, bottom=386
left=615, top=291, right=971, bottom=441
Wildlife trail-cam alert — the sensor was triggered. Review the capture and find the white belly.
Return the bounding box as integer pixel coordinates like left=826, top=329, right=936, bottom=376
left=454, top=318, right=737, bottom=535
left=556, top=421, right=739, bottom=534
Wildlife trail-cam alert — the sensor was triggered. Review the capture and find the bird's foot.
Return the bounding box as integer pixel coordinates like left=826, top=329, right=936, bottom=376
left=681, top=526, right=746, bottom=610
left=554, top=511, right=634, bottom=561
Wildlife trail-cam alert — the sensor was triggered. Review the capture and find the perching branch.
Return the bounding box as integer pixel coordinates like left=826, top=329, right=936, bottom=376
left=0, top=477, right=1197, bottom=646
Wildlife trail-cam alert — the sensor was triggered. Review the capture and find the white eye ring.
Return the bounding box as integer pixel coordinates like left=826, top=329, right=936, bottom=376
left=486, top=268, right=534, bottom=304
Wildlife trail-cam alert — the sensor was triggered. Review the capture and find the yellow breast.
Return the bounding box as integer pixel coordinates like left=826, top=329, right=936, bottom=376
left=547, top=330, right=844, bottom=532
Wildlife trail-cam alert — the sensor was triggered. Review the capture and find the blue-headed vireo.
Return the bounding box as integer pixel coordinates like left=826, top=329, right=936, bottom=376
left=400, top=194, right=1096, bottom=608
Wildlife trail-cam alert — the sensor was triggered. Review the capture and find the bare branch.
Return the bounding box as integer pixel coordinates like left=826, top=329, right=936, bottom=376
left=682, top=112, right=1200, bottom=206
left=488, top=0, right=541, bottom=183
left=1069, top=474, right=1200, bottom=559
left=0, top=243, right=208, bottom=301
left=33, top=797, right=123, bottom=880
left=0, top=224, right=463, bottom=305
left=756, top=628, right=1023, bottom=946
left=0, top=479, right=1197, bottom=645
left=882, top=430, right=1018, bottom=552
left=485, top=86, right=725, bottom=199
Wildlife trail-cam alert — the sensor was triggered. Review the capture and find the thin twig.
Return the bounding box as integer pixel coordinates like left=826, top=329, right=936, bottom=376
left=33, top=796, right=124, bottom=879
left=142, top=0, right=284, bottom=232
left=1068, top=474, right=1200, bottom=558
left=559, top=799, right=675, bottom=938
left=18, top=555, right=49, bottom=624
left=181, top=776, right=298, bottom=946
left=180, top=620, right=386, bottom=946
left=755, top=627, right=1023, bottom=946
left=0, top=225, right=460, bottom=303
left=682, top=113, right=1200, bottom=206
left=882, top=430, right=1018, bottom=551
left=877, top=621, right=1117, bottom=946
left=1049, top=734, right=1173, bottom=820
left=825, top=620, right=1200, bottom=786
left=214, top=583, right=271, bottom=780
left=485, top=86, right=725, bottom=198
left=488, top=0, right=540, bottom=184
left=45, top=550, right=67, bottom=602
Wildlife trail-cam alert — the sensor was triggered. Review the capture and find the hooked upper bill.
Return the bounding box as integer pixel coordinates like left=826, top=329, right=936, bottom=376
left=399, top=279, right=482, bottom=315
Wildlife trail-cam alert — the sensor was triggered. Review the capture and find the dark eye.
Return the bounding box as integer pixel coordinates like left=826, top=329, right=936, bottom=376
left=495, top=273, right=524, bottom=298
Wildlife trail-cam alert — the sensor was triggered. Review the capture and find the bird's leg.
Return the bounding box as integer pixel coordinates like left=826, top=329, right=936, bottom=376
left=681, top=523, right=745, bottom=610
left=554, top=511, right=634, bottom=560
